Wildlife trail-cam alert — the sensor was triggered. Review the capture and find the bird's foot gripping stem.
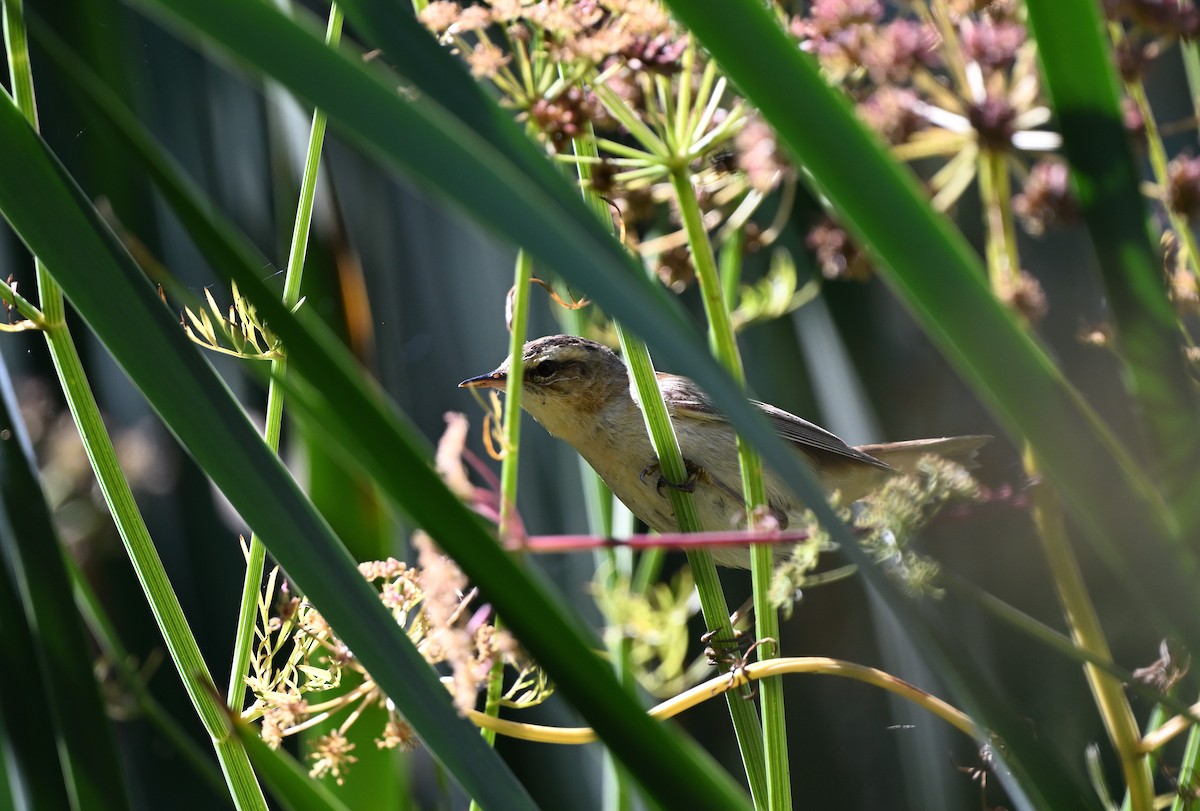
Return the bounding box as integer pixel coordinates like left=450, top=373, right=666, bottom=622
left=639, top=460, right=704, bottom=495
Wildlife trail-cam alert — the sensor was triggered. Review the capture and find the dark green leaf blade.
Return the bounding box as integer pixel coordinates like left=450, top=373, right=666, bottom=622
left=0, top=352, right=130, bottom=808
left=657, top=0, right=1198, bottom=624
left=231, top=718, right=351, bottom=811
left=1023, top=0, right=1200, bottom=533
left=0, top=66, right=758, bottom=811
left=0, top=94, right=538, bottom=811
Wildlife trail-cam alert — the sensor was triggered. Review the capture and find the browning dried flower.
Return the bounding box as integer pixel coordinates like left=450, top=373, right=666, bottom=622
left=808, top=0, right=884, bottom=33
left=1113, top=35, right=1160, bottom=81
left=862, top=20, right=939, bottom=83
left=436, top=412, right=476, bottom=500
left=959, top=18, right=1026, bottom=75
left=1105, top=0, right=1200, bottom=38
left=1123, top=95, right=1146, bottom=143
left=807, top=218, right=873, bottom=281
left=1169, top=260, right=1200, bottom=313
left=377, top=716, right=419, bottom=751
left=619, top=32, right=687, bottom=73
left=529, top=86, right=597, bottom=149
left=1167, top=153, right=1200, bottom=221
left=467, top=40, right=511, bottom=78
left=1132, top=640, right=1190, bottom=692
left=857, top=87, right=923, bottom=145
left=967, top=96, right=1018, bottom=150
left=245, top=514, right=551, bottom=780
left=734, top=115, right=788, bottom=194
left=418, top=1, right=461, bottom=34
left=1013, top=159, right=1077, bottom=236
left=656, top=245, right=695, bottom=292
left=999, top=270, right=1048, bottom=323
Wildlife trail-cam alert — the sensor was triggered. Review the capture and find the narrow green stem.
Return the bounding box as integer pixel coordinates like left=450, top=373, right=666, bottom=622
left=564, top=116, right=767, bottom=807
left=1169, top=693, right=1200, bottom=811
left=977, top=149, right=1019, bottom=295
left=467, top=250, right=533, bottom=811
left=44, top=263, right=266, bottom=809
left=616, top=329, right=775, bottom=811
left=0, top=274, right=44, bottom=325
left=226, top=2, right=343, bottom=713
left=668, top=165, right=787, bottom=810
left=569, top=131, right=636, bottom=811
left=719, top=229, right=743, bottom=314
left=67, top=556, right=229, bottom=797
left=1119, top=703, right=1166, bottom=811
left=978, top=144, right=1151, bottom=811
left=499, top=251, right=533, bottom=541
left=1181, top=40, right=1200, bottom=141
left=3, top=0, right=264, bottom=805
left=1121, top=31, right=1200, bottom=282
left=482, top=251, right=534, bottom=734
left=1025, top=456, right=1153, bottom=811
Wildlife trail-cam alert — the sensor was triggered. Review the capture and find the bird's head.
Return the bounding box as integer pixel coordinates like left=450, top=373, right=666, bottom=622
left=459, top=335, right=630, bottom=440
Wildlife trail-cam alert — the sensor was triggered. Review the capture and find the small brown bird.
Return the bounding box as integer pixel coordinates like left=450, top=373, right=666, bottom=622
left=461, top=335, right=988, bottom=567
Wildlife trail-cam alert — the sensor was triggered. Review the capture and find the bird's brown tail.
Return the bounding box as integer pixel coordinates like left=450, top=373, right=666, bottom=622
left=855, top=435, right=991, bottom=475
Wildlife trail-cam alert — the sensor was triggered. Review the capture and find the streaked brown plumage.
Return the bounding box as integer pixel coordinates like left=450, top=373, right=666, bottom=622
left=461, top=335, right=988, bottom=567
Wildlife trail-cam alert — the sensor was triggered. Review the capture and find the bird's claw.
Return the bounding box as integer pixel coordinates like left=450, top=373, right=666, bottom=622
left=640, top=461, right=702, bottom=495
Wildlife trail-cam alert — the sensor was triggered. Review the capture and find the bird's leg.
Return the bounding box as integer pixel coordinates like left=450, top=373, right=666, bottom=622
left=702, top=600, right=755, bottom=667
left=702, top=626, right=748, bottom=667
left=639, top=459, right=704, bottom=494
left=729, top=597, right=754, bottom=630
left=703, top=628, right=776, bottom=700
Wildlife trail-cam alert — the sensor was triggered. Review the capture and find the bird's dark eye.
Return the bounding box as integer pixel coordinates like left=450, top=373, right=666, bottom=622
left=529, top=359, right=560, bottom=379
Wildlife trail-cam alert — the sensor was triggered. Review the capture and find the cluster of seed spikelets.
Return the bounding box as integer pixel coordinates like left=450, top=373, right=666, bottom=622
left=591, top=565, right=703, bottom=697
left=243, top=534, right=551, bottom=784
left=593, top=455, right=983, bottom=693
left=411, top=0, right=1072, bottom=325
left=772, top=454, right=981, bottom=615
left=416, top=0, right=819, bottom=327
left=181, top=281, right=285, bottom=361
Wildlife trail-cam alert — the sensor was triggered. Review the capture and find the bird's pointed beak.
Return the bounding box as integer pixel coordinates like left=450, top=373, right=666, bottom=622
left=458, top=369, right=508, bottom=390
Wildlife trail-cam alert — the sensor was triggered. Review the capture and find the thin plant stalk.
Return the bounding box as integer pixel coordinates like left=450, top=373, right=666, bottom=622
left=1169, top=695, right=1200, bottom=811
left=1117, top=703, right=1166, bottom=811
left=66, top=555, right=230, bottom=798
left=226, top=1, right=344, bottom=712
left=571, top=126, right=770, bottom=809
left=978, top=146, right=1152, bottom=811
left=1025, top=461, right=1153, bottom=811
left=467, top=249, right=533, bottom=811
left=567, top=129, right=636, bottom=811
left=668, top=165, right=789, bottom=810
left=2, top=0, right=265, bottom=805
left=1115, top=26, right=1200, bottom=282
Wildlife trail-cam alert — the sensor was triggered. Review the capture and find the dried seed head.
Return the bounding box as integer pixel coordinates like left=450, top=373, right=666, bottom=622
left=1000, top=270, right=1048, bottom=323
left=959, top=18, right=1026, bottom=74
left=656, top=246, right=695, bottom=292
left=863, top=20, right=939, bottom=83
left=857, top=87, right=922, bottom=145
left=465, top=41, right=508, bottom=77
left=1168, top=153, right=1200, bottom=221
left=418, top=1, right=461, bottom=34
left=967, top=96, right=1018, bottom=150
left=1013, top=159, right=1077, bottom=236
left=807, top=218, right=873, bottom=281
left=1122, top=96, right=1147, bottom=145
left=735, top=116, right=789, bottom=194
left=529, top=86, right=596, bottom=150
left=1105, top=0, right=1200, bottom=38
